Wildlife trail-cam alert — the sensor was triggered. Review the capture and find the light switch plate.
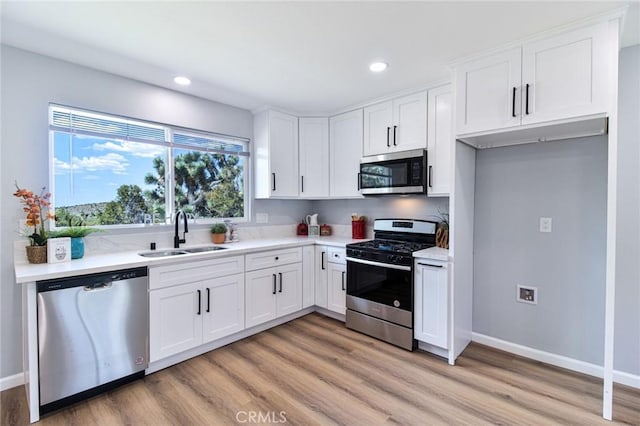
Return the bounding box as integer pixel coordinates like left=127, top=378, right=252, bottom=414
left=539, top=217, right=552, bottom=233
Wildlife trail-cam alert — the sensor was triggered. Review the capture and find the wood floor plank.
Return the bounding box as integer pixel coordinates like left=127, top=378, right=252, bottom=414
left=2, top=313, right=638, bottom=425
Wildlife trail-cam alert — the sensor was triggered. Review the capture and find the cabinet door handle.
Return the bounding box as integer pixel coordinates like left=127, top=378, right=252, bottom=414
left=428, top=165, right=433, bottom=188
left=272, top=173, right=276, bottom=191
left=278, top=272, right=283, bottom=293
left=525, top=83, right=530, bottom=115
left=341, top=271, right=346, bottom=291
left=512, top=87, right=516, bottom=118
left=197, top=289, right=201, bottom=315
left=386, top=126, right=390, bottom=147
left=206, top=287, right=211, bottom=313
left=301, top=175, right=304, bottom=193
left=393, top=125, right=397, bottom=146
left=321, top=251, right=326, bottom=270
left=272, top=274, right=277, bottom=295
left=417, top=262, right=443, bottom=268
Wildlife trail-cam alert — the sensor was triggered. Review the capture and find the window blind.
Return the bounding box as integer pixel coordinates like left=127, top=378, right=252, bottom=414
left=50, top=105, right=249, bottom=156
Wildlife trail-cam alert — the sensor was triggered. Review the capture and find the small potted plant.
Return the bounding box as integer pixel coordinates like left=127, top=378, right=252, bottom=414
left=434, top=211, right=449, bottom=249
left=210, top=223, right=227, bottom=244
left=14, top=183, right=54, bottom=263
left=48, top=222, right=101, bottom=259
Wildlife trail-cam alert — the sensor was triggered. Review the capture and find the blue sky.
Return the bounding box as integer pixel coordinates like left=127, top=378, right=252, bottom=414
left=53, top=132, right=165, bottom=207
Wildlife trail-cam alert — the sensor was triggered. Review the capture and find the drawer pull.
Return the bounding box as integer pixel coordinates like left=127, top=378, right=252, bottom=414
left=418, top=263, right=443, bottom=268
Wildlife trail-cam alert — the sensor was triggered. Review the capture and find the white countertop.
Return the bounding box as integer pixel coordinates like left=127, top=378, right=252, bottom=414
left=15, top=236, right=362, bottom=283
left=413, top=246, right=450, bottom=262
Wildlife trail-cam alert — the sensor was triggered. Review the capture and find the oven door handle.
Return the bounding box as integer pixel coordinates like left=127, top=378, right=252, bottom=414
left=346, top=257, right=412, bottom=272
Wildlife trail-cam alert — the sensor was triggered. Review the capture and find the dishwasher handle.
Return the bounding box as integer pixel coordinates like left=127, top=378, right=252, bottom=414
left=84, top=282, right=113, bottom=291
left=37, top=267, right=148, bottom=292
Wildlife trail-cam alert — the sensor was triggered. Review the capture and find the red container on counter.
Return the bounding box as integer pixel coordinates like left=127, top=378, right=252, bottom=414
left=352, top=220, right=366, bottom=239
left=296, top=222, right=308, bottom=236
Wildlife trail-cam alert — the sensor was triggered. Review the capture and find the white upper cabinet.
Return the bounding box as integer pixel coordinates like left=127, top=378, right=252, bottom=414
left=455, top=22, right=609, bottom=137
left=363, top=91, right=427, bottom=156
left=394, top=91, right=428, bottom=152
left=299, top=117, right=329, bottom=198
left=427, top=85, right=453, bottom=197
left=330, top=109, right=364, bottom=198
left=521, top=22, right=608, bottom=125
left=254, top=110, right=299, bottom=198
left=455, top=48, right=522, bottom=135
left=363, top=101, right=393, bottom=155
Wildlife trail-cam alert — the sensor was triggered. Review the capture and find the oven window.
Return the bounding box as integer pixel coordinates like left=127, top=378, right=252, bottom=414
left=360, top=161, right=409, bottom=189
left=347, top=261, right=412, bottom=310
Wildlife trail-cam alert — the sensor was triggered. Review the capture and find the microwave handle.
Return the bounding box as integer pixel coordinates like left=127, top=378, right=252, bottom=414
left=357, top=172, right=361, bottom=190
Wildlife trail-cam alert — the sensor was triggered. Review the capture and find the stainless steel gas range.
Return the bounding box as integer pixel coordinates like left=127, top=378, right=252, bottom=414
left=345, top=219, right=437, bottom=350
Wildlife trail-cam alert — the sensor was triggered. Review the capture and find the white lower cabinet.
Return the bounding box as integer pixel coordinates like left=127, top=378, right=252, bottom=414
left=149, top=281, right=204, bottom=361
left=302, top=246, right=315, bottom=308
left=315, top=246, right=329, bottom=308
left=316, top=245, right=346, bottom=315
left=245, top=262, right=303, bottom=328
left=327, top=262, right=346, bottom=315
left=202, top=273, right=245, bottom=342
left=149, top=256, right=245, bottom=362
left=414, top=259, right=449, bottom=349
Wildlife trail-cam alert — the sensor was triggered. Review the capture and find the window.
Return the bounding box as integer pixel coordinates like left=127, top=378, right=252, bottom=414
left=50, top=105, right=250, bottom=227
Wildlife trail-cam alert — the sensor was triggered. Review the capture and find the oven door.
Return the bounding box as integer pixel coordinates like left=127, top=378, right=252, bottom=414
left=346, top=257, right=413, bottom=328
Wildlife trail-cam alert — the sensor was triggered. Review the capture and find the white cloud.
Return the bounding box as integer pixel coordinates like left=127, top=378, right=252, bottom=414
left=91, top=140, right=165, bottom=159
left=83, top=175, right=100, bottom=180
left=54, top=153, right=129, bottom=174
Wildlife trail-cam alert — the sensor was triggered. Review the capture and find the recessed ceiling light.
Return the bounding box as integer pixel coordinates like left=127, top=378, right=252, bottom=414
left=369, top=62, right=388, bottom=73
left=174, top=76, right=191, bottom=86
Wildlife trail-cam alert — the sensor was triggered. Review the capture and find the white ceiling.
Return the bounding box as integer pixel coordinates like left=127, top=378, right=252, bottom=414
left=1, top=1, right=638, bottom=115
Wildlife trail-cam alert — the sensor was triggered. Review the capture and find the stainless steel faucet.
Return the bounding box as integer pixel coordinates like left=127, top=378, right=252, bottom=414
left=174, top=210, right=189, bottom=248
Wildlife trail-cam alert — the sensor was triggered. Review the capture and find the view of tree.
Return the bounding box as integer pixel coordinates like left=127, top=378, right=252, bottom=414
left=98, top=201, right=125, bottom=225
left=144, top=156, right=166, bottom=223
left=144, top=151, right=244, bottom=219
left=56, top=150, right=244, bottom=226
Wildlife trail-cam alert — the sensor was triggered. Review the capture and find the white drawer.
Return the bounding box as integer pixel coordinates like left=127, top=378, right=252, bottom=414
left=245, top=247, right=303, bottom=271
left=149, top=255, right=245, bottom=290
left=327, top=247, right=346, bottom=265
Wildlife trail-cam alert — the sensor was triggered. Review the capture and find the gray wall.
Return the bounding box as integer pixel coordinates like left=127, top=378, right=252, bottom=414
left=0, top=46, right=310, bottom=378
left=473, top=136, right=608, bottom=365
left=312, top=196, right=449, bottom=226
left=614, top=45, right=640, bottom=375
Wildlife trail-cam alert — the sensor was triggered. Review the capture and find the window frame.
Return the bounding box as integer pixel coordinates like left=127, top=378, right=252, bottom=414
left=48, top=104, right=251, bottom=229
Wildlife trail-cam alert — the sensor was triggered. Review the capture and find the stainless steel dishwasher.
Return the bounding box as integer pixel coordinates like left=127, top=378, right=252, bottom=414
left=37, top=267, right=148, bottom=415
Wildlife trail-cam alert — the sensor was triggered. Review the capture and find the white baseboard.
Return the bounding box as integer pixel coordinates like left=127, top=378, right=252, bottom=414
left=614, top=369, right=640, bottom=389
left=0, top=372, right=24, bottom=391
left=471, top=332, right=640, bottom=389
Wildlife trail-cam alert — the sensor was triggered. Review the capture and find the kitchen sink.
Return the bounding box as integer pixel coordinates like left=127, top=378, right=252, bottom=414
left=138, top=246, right=227, bottom=257
left=138, top=249, right=189, bottom=257
left=183, top=246, right=227, bottom=253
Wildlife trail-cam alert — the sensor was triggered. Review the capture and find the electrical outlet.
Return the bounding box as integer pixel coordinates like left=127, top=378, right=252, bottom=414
left=539, top=217, right=552, bottom=233
left=256, top=213, right=269, bottom=223
left=517, top=285, right=538, bottom=305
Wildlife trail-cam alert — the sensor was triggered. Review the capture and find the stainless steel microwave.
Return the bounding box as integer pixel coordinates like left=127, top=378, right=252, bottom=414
left=359, top=149, right=427, bottom=195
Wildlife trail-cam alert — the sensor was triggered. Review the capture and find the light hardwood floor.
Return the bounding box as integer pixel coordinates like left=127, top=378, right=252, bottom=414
left=2, top=313, right=639, bottom=425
